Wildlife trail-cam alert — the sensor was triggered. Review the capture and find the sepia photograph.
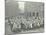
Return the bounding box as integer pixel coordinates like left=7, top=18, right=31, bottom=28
left=5, top=0, right=44, bottom=35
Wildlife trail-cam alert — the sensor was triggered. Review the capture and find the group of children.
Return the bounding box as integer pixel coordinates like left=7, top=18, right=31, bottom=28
left=7, top=16, right=44, bottom=32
